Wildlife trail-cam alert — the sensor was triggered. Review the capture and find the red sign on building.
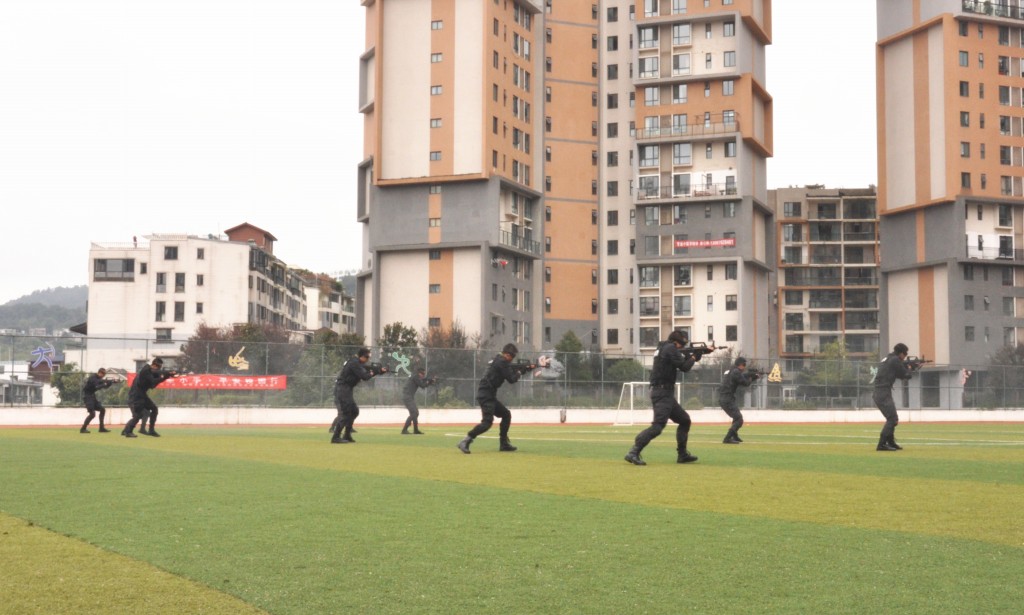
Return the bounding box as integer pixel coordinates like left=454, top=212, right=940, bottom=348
left=125, top=374, right=287, bottom=390
left=673, top=237, right=737, bottom=249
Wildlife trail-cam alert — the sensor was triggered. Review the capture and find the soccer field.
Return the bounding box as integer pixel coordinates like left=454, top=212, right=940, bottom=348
left=1, top=423, right=1022, bottom=614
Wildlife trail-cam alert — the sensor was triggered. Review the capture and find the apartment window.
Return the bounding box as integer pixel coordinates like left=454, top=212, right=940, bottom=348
left=608, top=240, right=619, bottom=255
left=196, top=247, right=205, bottom=260
left=673, top=265, right=692, bottom=288
left=725, top=263, right=737, bottom=279
left=155, top=301, right=166, bottom=322
left=961, top=172, right=971, bottom=188
left=174, top=272, right=185, bottom=292
left=705, top=53, right=712, bottom=69
left=960, top=21, right=969, bottom=36
left=707, top=264, right=714, bottom=280
left=545, top=267, right=551, bottom=282
left=608, top=269, right=619, bottom=285
left=1004, top=296, right=1015, bottom=315
left=428, top=318, right=441, bottom=328
left=607, top=94, right=619, bottom=109
left=725, top=325, right=737, bottom=342
left=673, top=23, right=691, bottom=45
left=608, top=299, right=619, bottom=315
left=723, top=51, right=736, bottom=67
left=674, top=295, right=692, bottom=317
left=155, top=272, right=166, bottom=293
left=607, top=6, right=618, bottom=21
left=961, top=142, right=971, bottom=158
left=429, top=151, right=441, bottom=161
left=545, top=297, right=551, bottom=313
left=196, top=302, right=203, bottom=314
left=725, top=141, right=737, bottom=157
left=724, top=21, right=735, bottom=37
left=164, top=246, right=178, bottom=260
left=608, top=35, right=619, bottom=51
left=429, top=284, right=441, bottom=294
left=431, top=20, right=442, bottom=30
left=964, top=264, right=975, bottom=280
left=429, top=184, right=442, bottom=194
left=430, top=118, right=442, bottom=129
left=960, top=112, right=970, bottom=127
left=174, top=301, right=185, bottom=322
left=155, top=328, right=172, bottom=343
left=959, top=51, right=969, bottom=67
left=607, top=329, right=619, bottom=345
left=196, top=274, right=204, bottom=286
left=644, top=86, right=659, bottom=106
left=545, top=237, right=551, bottom=252
left=93, top=258, right=135, bottom=281
left=607, top=181, right=619, bottom=196
left=725, top=295, right=737, bottom=311
left=960, top=81, right=969, bottom=97
left=640, top=266, right=659, bottom=287
left=965, top=295, right=975, bottom=311
left=645, top=236, right=659, bottom=255
left=707, top=296, right=714, bottom=311
left=722, top=79, right=735, bottom=96
left=140, top=262, right=147, bottom=274
left=965, top=325, right=975, bottom=342
left=431, top=53, right=443, bottom=63
left=429, top=218, right=441, bottom=227
left=607, top=151, right=619, bottom=167
left=431, top=85, right=442, bottom=95
left=639, top=27, right=658, bottom=49
left=1003, top=265, right=1015, bottom=285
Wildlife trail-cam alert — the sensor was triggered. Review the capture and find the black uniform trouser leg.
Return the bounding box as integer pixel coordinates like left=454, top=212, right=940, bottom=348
left=635, top=390, right=691, bottom=452
left=403, top=400, right=419, bottom=430
left=722, top=402, right=743, bottom=435
left=333, top=402, right=359, bottom=439
left=468, top=399, right=511, bottom=440
left=874, top=390, right=899, bottom=445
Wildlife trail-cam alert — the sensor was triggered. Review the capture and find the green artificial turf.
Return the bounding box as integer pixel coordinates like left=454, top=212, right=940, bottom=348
left=0, top=423, right=1021, bottom=614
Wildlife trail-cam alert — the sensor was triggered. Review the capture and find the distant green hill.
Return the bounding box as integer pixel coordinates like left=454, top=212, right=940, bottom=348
left=0, top=286, right=87, bottom=334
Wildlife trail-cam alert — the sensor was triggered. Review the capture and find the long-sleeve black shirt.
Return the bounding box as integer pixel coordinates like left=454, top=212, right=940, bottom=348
left=128, top=365, right=173, bottom=401
left=403, top=373, right=432, bottom=400
left=477, top=354, right=520, bottom=400
left=649, top=341, right=695, bottom=388
left=718, top=368, right=755, bottom=404
left=874, top=353, right=912, bottom=390
left=82, top=373, right=114, bottom=397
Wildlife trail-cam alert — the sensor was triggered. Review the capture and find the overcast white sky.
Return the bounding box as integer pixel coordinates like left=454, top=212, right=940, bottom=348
left=0, top=0, right=876, bottom=306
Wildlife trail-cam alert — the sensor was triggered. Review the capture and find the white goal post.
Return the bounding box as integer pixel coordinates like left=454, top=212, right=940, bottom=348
left=614, top=381, right=682, bottom=426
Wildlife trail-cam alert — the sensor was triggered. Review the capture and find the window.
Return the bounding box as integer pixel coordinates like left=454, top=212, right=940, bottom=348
left=644, top=87, right=659, bottom=106
left=639, top=297, right=659, bottom=316
left=725, top=141, right=737, bottom=157
left=965, top=295, right=975, bottom=310
left=431, top=53, right=443, bottom=63
left=545, top=267, right=551, bottom=282
left=608, top=269, right=619, bottom=284
left=639, top=327, right=660, bottom=347
left=608, top=299, right=619, bottom=314
left=725, top=295, right=737, bottom=311
left=155, top=301, right=166, bottom=322
left=196, top=247, right=205, bottom=260
left=783, top=201, right=801, bottom=217
left=607, top=329, right=619, bottom=345
left=430, top=118, right=442, bottom=128
left=707, top=264, right=714, bottom=280
left=725, top=325, right=737, bottom=342
left=673, top=23, right=691, bottom=45
left=675, top=264, right=692, bottom=286
left=707, top=296, right=714, bottom=311
left=545, top=297, right=551, bottom=313
left=960, top=112, right=970, bottom=127
left=164, top=246, right=178, bottom=260
left=174, top=301, right=185, bottom=322
left=431, top=20, right=443, bottom=30
left=429, top=249, right=441, bottom=260
left=607, top=181, right=619, bottom=197
left=965, top=325, right=975, bottom=342
left=640, top=266, right=659, bottom=287
left=674, top=295, right=692, bottom=317
left=608, top=64, right=619, bottom=79
left=959, top=50, right=969, bottom=67
left=673, top=143, right=692, bottom=165
left=607, top=240, right=619, bottom=255
left=723, top=80, right=734, bottom=96
left=723, top=51, right=736, bottom=67
left=961, top=172, right=971, bottom=188
left=607, top=210, right=619, bottom=226
left=607, top=94, right=619, bottom=109
left=545, top=236, right=552, bottom=252
left=1004, top=296, right=1015, bottom=315
left=429, top=218, right=441, bottom=227
left=174, top=272, right=185, bottom=292
left=960, top=81, right=969, bottom=97
left=196, top=274, right=204, bottom=286
left=645, top=236, right=660, bottom=255
left=640, top=145, right=659, bottom=167
left=672, top=53, right=690, bottom=76
left=705, top=52, right=712, bottom=69
left=639, top=26, right=658, bottom=49
left=155, top=328, right=173, bottom=343
left=429, top=184, right=442, bottom=194
left=429, top=284, right=441, bottom=294
left=156, top=272, right=166, bottom=293
left=964, top=264, right=975, bottom=280
left=608, top=36, right=619, bottom=51
left=93, top=258, right=135, bottom=281
left=607, top=6, right=618, bottom=21
left=196, top=302, right=204, bottom=314
left=429, top=317, right=441, bottom=328
left=725, top=263, right=737, bottom=279
left=430, top=85, right=442, bottom=95
left=961, top=142, right=971, bottom=158
left=724, top=21, right=735, bottom=37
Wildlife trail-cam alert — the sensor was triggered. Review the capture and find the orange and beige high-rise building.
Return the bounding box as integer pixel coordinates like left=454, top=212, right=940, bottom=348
left=877, top=1, right=1024, bottom=398
left=600, top=0, right=773, bottom=356
left=355, top=0, right=598, bottom=350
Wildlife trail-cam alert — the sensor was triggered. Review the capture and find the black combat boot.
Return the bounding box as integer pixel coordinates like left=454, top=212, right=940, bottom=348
left=624, top=446, right=646, bottom=465
left=723, top=430, right=741, bottom=444
left=458, top=436, right=473, bottom=454
left=499, top=438, right=518, bottom=452
left=876, top=441, right=898, bottom=451
left=401, top=427, right=410, bottom=434
left=80, top=426, right=90, bottom=434
left=677, top=450, right=699, bottom=463
left=888, top=438, right=903, bottom=450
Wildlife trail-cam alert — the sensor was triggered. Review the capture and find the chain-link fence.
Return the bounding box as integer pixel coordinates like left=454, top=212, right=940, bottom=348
left=0, top=334, right=1014, bottom=410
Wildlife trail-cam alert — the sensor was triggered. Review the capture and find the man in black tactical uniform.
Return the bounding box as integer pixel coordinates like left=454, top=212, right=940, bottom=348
left=718, top=357, right=759, bottom=444
left=873, top=342, right=913, bottom=451
left=331, top=348, right=387, bottom=444
left=401, top=367, right=434, bottom=434
left=458, top=343, right=533, bottom=454
left=81, top=367, right=114, bottom=433
left=625, top=330, right=703, bottom=465
left=123, top=358, right=176, bottom=438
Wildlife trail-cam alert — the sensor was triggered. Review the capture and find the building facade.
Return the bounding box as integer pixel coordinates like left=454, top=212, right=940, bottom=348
left=355, top=0, right=600, bottom=352
left=601, top=0, right=774, bottom=357
left=86, top=223, right=309, bottom=370
left=877, top=0, right=1024, bottom=405
left=772, top=187, right=880, bottom=372
left=358, top=0, right=773, bottom=357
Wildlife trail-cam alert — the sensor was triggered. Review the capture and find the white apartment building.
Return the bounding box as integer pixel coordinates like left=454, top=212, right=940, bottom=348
left=85, top=223, right=308, bottom=371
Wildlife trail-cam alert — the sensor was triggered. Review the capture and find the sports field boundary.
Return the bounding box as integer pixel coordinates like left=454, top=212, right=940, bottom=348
left=2, top=405, right=1023, bottom=427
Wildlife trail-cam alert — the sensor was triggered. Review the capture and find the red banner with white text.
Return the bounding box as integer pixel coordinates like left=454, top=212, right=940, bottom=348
left=673, top=238, right=737, bottom=249
left=125, top=374, right=287, bottom=390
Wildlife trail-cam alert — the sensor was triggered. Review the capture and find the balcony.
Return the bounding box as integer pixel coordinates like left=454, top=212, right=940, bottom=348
left=966, top=245, right=1022, bottom=261
left=499, top=230, right=541, bottom=256
left=636, top=118, right=740, bottom=142
left=636, top=182, right=738, bottom=202
left=963, top=0, right=1024, bottom=20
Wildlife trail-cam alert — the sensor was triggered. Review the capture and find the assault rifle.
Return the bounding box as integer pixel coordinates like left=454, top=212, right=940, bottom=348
left=366, top=362, right=391, bottom=376
left=904, top=356, right=932, bottom=371
left=682, top=342, right=727, bottom=360
left=748, top=368, right=768, bottom=380
left=511, top=358, right=538, bottom=375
